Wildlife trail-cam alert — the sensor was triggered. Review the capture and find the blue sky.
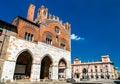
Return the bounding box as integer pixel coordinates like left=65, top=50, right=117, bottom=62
left=0, top=0, right=120, bottom=70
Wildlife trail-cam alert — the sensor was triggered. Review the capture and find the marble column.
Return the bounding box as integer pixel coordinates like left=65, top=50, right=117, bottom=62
left=30, top=63, right=40, bottom=82
left=51, top=65, right=58, bottom=80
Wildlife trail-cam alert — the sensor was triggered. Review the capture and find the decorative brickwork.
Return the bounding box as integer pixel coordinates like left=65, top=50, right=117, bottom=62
left=13, top=4, right=71, bottom=51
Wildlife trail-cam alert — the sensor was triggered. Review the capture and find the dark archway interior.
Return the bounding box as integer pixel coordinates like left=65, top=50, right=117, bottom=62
left=14, top=51, right=33, bottom=80
left=40, top=56, right=52, bottom=79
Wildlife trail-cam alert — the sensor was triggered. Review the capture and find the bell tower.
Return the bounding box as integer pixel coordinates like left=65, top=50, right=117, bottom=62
left=35, top=5, right=48, bottom=22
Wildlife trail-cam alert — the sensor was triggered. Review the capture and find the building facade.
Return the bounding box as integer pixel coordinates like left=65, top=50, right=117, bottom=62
left=114, top=67, right=119, bottom=79
left=0, top=4, right=71, bottom=82
left=72, top=55, right=116, bottom=81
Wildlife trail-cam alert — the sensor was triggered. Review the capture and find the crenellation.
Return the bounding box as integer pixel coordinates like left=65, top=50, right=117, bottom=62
left=46, top=13, right=71, bottom=32
left=59, top=20, right=63, bottom=25
left=55, top=16, right=58, bottom=20
left=53, top=15, right=55, bottom=20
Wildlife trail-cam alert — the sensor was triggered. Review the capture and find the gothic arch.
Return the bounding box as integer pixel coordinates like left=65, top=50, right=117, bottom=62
left=58, top=58, right=67, bottom=66
left=59, top=38, right=66, bottom=49
left=40, top=54, right=53, bottom=64
left=58, top=58, right=67, bottom=80
left=13, top=49, right=33, bottom=80
left=40, top=54, right=53, bottom=79
left=42, top=31, right=53, bottom=44
left=15, top=49, right=33, bottom=61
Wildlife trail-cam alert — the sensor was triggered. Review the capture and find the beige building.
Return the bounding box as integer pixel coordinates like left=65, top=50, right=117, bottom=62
left=72, top=55, right=116, bottom=81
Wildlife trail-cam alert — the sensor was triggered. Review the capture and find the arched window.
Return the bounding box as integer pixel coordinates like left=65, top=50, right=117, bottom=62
left=95, top=65, right=97, bottom=68
left=60, top=38, right=66, bottom=49
left=60, top=43, right=65, bottom=49
left=24, top=32, right=34, bottom=42
left=43, top=31, right=53, bottom=45
left=101, top=74, right=104, bottom=79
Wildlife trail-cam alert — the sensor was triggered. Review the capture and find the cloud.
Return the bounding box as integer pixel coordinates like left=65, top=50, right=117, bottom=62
left=71, top=34, right=85, bottom=41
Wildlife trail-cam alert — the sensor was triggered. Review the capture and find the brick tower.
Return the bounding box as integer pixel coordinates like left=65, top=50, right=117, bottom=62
left=27, top=4, right=35, bottom=21
left=35, top=5, right=48, bottom=22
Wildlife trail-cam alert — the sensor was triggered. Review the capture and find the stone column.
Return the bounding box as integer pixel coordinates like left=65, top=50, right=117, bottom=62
left=51, top=65, right=58, bottom=80
left=30, top=63, right=40, bottom=82
left=1, top=60, right=16, bottom=82
left=66, top=67, right=71, bottom=79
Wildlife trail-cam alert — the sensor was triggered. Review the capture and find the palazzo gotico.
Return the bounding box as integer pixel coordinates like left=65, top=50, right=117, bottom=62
left=0, top=3, right=71, bottom=82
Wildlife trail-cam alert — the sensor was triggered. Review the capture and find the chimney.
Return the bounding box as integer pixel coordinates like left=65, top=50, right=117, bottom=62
left=27, top=4, right=35, bottom=21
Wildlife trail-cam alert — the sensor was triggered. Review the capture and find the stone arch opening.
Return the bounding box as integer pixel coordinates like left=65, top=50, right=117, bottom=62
left=40, top=56, right=52, bottom=79
left=13, top=51, right=33, bottom=80
left=58, top=58, right=67, bottom=80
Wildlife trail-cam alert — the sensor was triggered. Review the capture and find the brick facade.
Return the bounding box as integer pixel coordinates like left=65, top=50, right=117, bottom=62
left=13, top=4, right=71, bottom=51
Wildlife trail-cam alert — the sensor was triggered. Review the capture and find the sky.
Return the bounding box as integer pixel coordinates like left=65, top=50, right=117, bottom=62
left=0, top=0, right=120, bottom=70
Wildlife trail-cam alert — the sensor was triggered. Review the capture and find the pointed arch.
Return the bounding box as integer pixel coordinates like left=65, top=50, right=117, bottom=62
left=59, top=38, right=66, bottom=49
left=13, top=49, right=33, bottom=80
left=40, top=54, right=53, bottom=79
left=42, top=31, right=53, bottom=45
left=40, top=54, right=53, bottom=64
left=58, top=58, right=67, bottom=67
left=15, top=49, right=33, bottom=61
left=58, top=58, right=67, bottom=80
